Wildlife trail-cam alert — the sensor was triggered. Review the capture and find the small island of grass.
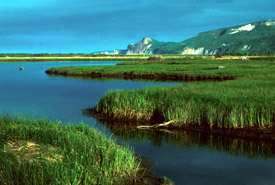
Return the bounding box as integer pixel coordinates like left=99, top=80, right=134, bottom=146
left=0, top=115, right=172, bottom=185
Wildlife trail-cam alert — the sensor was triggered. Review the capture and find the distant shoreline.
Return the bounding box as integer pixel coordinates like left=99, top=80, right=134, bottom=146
left=0, top=56, right=148, bottom=62
left=0, top=55, right=273, bottom=62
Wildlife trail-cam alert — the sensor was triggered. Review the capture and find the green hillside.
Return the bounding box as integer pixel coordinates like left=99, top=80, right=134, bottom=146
left=150, top=39, right=186, bottom=54
left=124, top=20, right=275, bottom=55
left=183, top=21, right=275, bottom=54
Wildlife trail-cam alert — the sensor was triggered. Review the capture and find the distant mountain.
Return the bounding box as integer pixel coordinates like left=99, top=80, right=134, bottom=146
left=121, top=20, right=275, bottom=55
left=91, top=50, right=119, bottom=55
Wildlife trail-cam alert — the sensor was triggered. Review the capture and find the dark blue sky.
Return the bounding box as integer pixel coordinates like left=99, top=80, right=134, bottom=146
left=1, top=0, right=274, bottom=53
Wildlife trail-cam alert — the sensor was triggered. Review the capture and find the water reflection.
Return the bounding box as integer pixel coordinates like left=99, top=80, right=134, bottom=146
left=89, top=117, right=275, bottom=159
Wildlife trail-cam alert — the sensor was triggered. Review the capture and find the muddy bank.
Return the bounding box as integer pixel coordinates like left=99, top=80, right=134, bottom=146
left=46, top=70, right=234, bottom=82
left=135, top=161, right=173, bottom=185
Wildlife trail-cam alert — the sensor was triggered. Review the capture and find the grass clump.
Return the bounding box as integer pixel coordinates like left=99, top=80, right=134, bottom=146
left=147, top=55, right=163, bottom=61
left=95, top=80, right=275, bottom=130
left=0, top=115, right=143, bottom=185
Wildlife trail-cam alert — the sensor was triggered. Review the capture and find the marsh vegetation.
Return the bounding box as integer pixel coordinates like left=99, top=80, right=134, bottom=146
left=46, top=58, right=275, bottom=139
left=0, top=115, right=173, bottom=185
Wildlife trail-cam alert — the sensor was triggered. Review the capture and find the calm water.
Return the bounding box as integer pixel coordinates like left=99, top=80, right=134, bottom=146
left=1, top=61, right=275, bottom=185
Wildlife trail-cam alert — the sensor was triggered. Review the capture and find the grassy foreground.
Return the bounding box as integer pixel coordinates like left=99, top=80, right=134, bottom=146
left=0, top=116, right=171, bottom=184
left=46, top=58, right=275, bottom=139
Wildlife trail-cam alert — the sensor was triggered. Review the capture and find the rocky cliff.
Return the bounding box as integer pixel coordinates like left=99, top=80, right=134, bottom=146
left=121, top=20, right=275, bottom=55
left=126, top=38, right=154, bottom=55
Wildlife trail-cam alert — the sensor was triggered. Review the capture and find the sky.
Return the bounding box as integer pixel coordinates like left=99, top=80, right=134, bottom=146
left=0, top=0, right=274, bottom=53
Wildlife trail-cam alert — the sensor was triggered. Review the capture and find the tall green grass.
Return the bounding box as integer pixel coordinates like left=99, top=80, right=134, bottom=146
left=0, top=115, right=142, bottom=184
left=95, top=79, right=275, bottom=129
left=93, top=59, right=275, bottom=130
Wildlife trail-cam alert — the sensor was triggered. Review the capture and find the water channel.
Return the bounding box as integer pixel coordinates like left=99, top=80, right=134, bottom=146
left=1, top=61, right=275, bottom=185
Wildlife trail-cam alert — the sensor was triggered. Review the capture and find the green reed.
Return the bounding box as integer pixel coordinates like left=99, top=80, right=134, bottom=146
left=0, top=115, right=141, bottom=185
left=96, top=82, right=274, bottom=128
